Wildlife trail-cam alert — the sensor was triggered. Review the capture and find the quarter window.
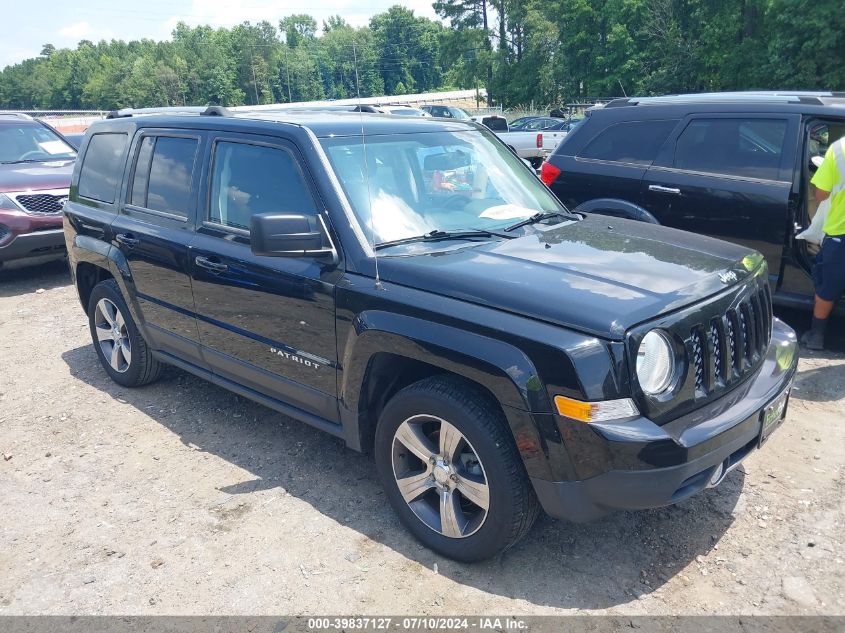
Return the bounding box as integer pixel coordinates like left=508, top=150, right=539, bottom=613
left=129, top=136, right=154, bottom=206
left=674, top=118, right=788, bottom=180
left=209, top=141, right=317, bottom=231
left=78, top=133, right=129, bottom=203
left=579, top=120, right=678, bottom=165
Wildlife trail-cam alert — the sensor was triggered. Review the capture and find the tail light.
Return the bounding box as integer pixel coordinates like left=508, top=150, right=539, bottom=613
left=540, top=162, right=561, bottom=186
left=536, top=133, right=543, bottom=149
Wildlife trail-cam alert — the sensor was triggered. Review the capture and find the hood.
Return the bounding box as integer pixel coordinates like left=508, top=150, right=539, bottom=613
left=378, top=215, right=763, bottom=339
left=0, top=160, right=75, bottom=193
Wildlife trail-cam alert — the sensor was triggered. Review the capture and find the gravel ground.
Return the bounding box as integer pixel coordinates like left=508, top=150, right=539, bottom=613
left=0, top=260, right=843, bottom=616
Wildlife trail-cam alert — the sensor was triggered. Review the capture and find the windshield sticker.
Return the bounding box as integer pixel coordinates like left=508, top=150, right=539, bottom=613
left=479, top=204, right=535, bottom=220
left=38, top=140, right=71, bottom=155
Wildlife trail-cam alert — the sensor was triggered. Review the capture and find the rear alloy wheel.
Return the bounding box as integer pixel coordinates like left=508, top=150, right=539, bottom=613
left=87, top=279, right=162, bottom=387
left=93, top=298, right=132, bottom=373
left=375, top=376, right=539, bottom=562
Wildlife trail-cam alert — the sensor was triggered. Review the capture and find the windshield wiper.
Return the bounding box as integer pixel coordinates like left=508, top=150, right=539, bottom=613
left=504, top=211, right=579, bottom=232
left=1, top=158, right=72, bottom=165
left=375, top=229, right=512, bottom=251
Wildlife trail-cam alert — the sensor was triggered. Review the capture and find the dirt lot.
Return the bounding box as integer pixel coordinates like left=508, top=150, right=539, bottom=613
left=0, top=260, right=843, bottom=616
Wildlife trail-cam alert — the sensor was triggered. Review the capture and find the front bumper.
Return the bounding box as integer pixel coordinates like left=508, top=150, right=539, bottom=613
left=532, top=317, right=798, bottom=522
left=0, top=207, right=65, bottom=263
left=0, top=228, right=66, bottom=263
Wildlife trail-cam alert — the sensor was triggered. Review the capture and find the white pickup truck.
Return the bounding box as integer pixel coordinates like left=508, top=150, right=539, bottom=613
left=470, top=115, right=567, bottom=167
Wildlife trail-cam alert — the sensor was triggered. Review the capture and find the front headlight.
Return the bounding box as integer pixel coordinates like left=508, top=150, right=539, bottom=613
left=636, top=330, right=676, bottom=395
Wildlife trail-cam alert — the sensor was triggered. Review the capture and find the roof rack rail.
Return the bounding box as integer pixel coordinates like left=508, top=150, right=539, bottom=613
left=106, top=105, right=231, bottom=119
left=604, top=91, right=845, bottom=107
left=0, top=112, right=34, bottom=120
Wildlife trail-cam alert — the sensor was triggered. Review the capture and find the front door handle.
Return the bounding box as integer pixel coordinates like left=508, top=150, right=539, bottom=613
left=195, top=255, right=228, bottom=274
left=115, top=233, right=139, bottom=247
left=648, top=185, right=682, bottom=195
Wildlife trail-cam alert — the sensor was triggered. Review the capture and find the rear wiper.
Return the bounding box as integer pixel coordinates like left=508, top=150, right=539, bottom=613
left=504, top=211, right=578, bottom=232
left=375, top=229, right=512, bottom=251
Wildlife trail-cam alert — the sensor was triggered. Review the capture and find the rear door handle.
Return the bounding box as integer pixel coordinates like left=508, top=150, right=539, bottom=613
left=115, top=233, right=139, bottom=247
left=194, top=255, right=228, bottom=274
left=648, top=185, right=682, bottom=195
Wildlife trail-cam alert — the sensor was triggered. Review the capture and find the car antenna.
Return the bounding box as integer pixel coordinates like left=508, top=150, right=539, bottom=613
left=353, top=40, right=384, bottom=291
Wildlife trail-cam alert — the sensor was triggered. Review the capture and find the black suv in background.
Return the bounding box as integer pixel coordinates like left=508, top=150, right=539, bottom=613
left=64, top=107, right=796, bottom=561
left=542, top=92, right=845, bottom=314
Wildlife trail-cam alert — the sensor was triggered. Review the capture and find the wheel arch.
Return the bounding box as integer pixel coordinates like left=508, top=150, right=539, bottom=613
left=573, top=198, right=660, bottom=224
left=338, top=312, right=556, bottom=479
left=70, top=235, right=146, bottom=336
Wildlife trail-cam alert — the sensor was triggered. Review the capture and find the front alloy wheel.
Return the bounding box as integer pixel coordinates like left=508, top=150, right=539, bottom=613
left=93, top=298, right=132, bottom=373
left=375, top=376, right=540, bottom=562
left=392, top=415, right=490, bottom=538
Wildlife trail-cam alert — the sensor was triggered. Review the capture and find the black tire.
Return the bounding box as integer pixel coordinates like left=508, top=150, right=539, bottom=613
left=374, top=375, right=540, bottom=562
left=87, top=279, right=162, bottom=387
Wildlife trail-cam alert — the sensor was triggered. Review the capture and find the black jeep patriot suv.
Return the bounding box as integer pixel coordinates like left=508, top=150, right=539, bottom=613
left=64, top=107, right=798, bottom=561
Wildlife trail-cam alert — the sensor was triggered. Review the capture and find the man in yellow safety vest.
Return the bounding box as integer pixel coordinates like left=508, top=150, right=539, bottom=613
left=802, top=135, right=845, bottom=350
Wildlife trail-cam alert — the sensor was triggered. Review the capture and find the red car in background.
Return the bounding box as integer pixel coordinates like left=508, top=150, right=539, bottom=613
left=0, top=113, right=76, bottom=269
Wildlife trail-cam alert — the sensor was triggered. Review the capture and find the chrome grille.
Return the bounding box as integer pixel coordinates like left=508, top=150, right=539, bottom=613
left=15, top=193, right=65, bottom=214
left=691, top=328, right=705, bottom=393
left=690, top=283, right=772, bottom=398
left=0, top=224, right=9, bottom=242
left=710, top=320, right=722, bottom=381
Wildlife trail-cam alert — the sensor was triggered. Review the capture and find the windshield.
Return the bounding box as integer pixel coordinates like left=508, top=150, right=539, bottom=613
left=320, top=129, right=565, bottom=246
left=389, top=108, right=426, bottom=117
left=509, top=117, right=535, bottom=129
left=449, top=107, right=472, bottom=121
left=0, top=122, right=76, bottom=163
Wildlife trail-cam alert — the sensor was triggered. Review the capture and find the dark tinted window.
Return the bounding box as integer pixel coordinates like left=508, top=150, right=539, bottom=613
left=209, top=142, right=316, bottom=231
left=674, top=118, right=788, bottom=180
left=129, top=136, right=154, bottom=206
left=78, top=133, right=128, bottom=203
left=580, top=119, right=678, bottom=165
left=482, top=117, right=508, bottom=132
left=143, top=137, right=198, bottom=216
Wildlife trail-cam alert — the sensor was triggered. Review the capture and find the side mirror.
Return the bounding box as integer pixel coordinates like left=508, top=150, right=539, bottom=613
left=250, top=213, right=331, bottom=258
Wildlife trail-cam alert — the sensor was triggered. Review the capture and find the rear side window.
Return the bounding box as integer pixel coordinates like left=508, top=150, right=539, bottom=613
left=209, top=141, right=317, bottom=231
left=78, top=133, right=128, bottom=203
left=674, top=118, right=788, bottom=180
left=129, top=136, right=198, bottom=216
left=579, top=120, right=678, bottom=165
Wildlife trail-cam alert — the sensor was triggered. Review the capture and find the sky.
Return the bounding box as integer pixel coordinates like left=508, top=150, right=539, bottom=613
left=0, top=0, right=440, bottom=70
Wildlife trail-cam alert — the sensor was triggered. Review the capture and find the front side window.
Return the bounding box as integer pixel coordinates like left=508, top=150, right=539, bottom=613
left=320, top=129, right=563, bottom=245
left=129, top=136, right=198, bottom=216
left=579, top=119, right=678, bottom=165
left=674, top=118, right=788, bottom=180
left=0, top=122, right=76, bottom=164
left=209, top=141, right=317, bottom=231
left=78, top=132, right=128, bottom=203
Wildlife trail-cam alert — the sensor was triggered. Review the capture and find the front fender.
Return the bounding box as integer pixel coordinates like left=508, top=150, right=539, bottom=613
left=340, top=310, right=551, bottom=413
left=339, top=311, right=564, bottom=479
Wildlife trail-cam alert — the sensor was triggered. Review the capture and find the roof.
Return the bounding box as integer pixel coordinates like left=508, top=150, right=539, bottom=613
left=101, top=108, right=479, bottom=138
left=605, top=91, right=845, bottom=108
left=0, top=112, right=35, bottom=121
